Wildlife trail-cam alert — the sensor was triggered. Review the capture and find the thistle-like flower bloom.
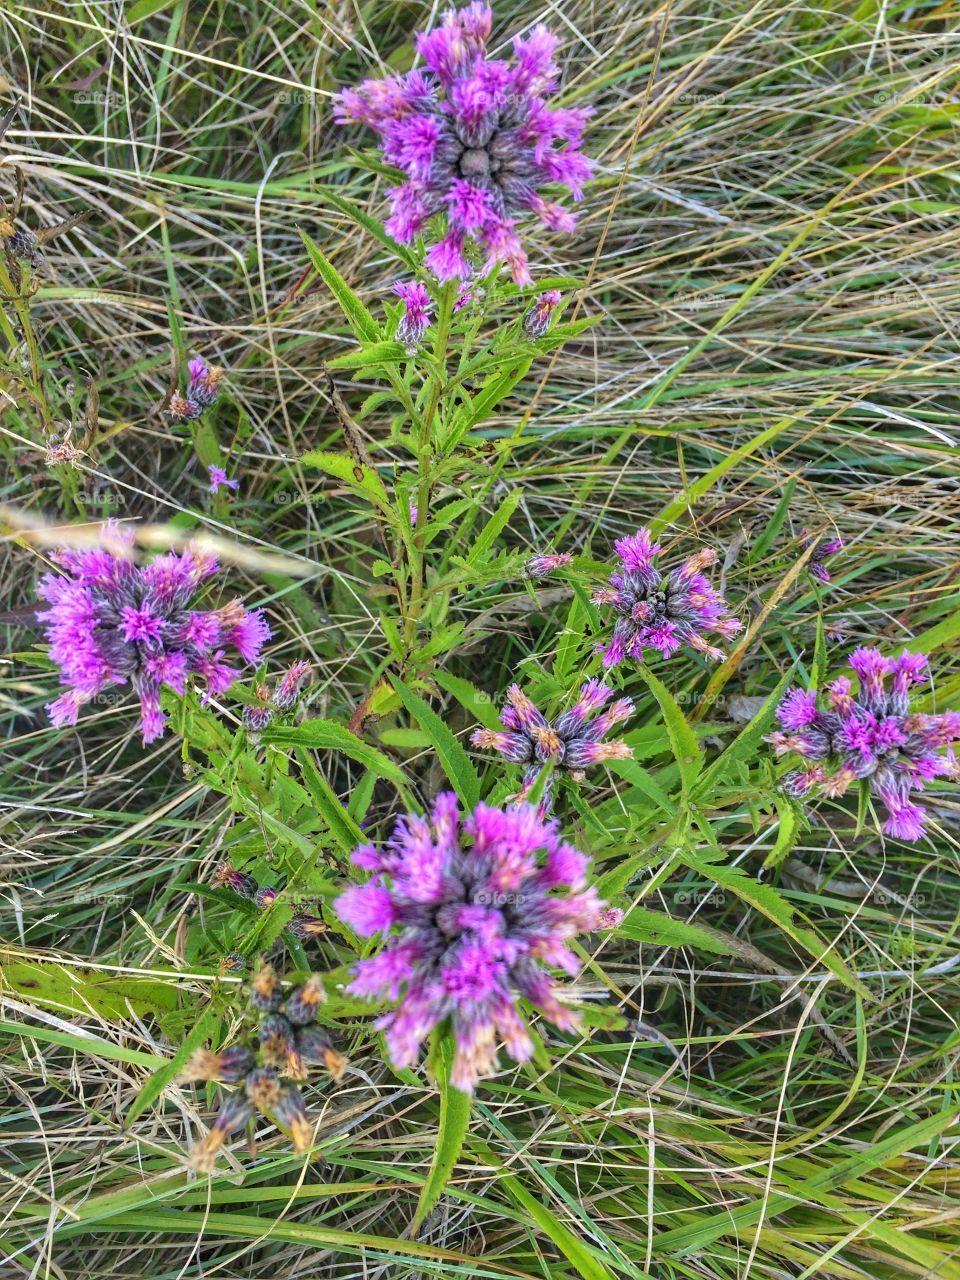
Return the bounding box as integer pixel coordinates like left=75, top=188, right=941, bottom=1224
left=334, top=3, right=591, bottom=284
left=393, top=281, right=432, bottom=352
left=596, top=906, right=624, bottom=930
left=523, top=289, right=562, bottom=338
left=799, top=528, right=843, bottom=583
left=36, top=521, right=269, bottom=743
left=524, top=550, right=572, bottom=579
left=208, top=464, right=239, bottom=495
left=593, top=529, right=740, bottom=667
left=334, top=792, right=602, bottom=1093
left=766, top=648, right=960, bottom=841
left=181, top=964, right=345, bottom=1171
left=273, top=659, right=311, bottom=711
left=170, top=357, right=224, bottom=422
left=471, top=681, right=633, bottom=814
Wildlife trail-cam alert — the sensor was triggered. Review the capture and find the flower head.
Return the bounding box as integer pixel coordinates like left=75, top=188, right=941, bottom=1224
left=181, top=965, right=344, bottom=1170
left=208, top=465, right=239, bottom=495
left=393, top=280, right=432, bottom=352
left=471, top=680, right=634, bottom=815
left=334, top=5, right=592, bottom=284
left=334, top=792, right=603, bottom=1093
left=593, top=529, right=740, bottom=667
left=523, top=289, right=562, bottom=338
left=36, top=521, right=269, bottom=743
left=766, top=648, right=960, bottom=841
left=524, top=550, right=572, bottom=579
left=799, top=528, right=843, bottom=583
left=169, top=357, right=224, bottom=422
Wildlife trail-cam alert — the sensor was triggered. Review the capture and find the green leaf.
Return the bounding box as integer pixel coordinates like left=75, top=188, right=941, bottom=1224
left=693, top=664, right=794, bottom=800
left=683, top=854, right=874, bottom=1000
left=126, top=1006, right=219, bottom=1127
left=298, top=228, right=380, bottom=344
left=293, top=747, right=365, bottom=854
left=300, top=449, right=392, bottom=514
left=498, top=1172, right=617, bottom=1280
left=617, top=907, right=736, bottom=955
left=636, top=663, right=702, bottom=798
left=411, top=1031, right=472, bottom=1233
left=433, top=670, right=501, bottom=731
left=390, top=677, right=481, bottom=807
left=466, top=488, right=521, bottom=563
left=262, top=719, right=408, bottom=789
left=319, top=189, right=420, bottom=271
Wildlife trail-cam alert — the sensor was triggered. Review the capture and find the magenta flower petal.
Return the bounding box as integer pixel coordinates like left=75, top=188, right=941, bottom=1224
left=335, top=3, right=591, bottom=283
left=35, top=522, right=268, bottom=744
left=333, top=793, right=603, bottom=1093
left=766, top=647, right=959, bottom=841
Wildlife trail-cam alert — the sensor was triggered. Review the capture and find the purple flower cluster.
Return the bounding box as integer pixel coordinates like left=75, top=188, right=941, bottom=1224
left=799, top=528, right=843, bottom=583
left=334, top=3, right=591, bottom=284
left=471, top=681, right=633, bottom=814
left=182, top=964, right=344, bottom=1170
left=37, top=521, right=269, bottom=743
left=334, top=793, right=602, bottom=1093
left=767, top=648, right=960, bottom=841
left=170, top=356, right=223, bottom=422
left=593, top=529, right=741, bottom=668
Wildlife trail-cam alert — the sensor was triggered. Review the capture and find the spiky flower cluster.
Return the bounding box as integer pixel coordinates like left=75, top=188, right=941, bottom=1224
left=213, top=862, right=327, bottom=939
left=37, top=521, right=269, bottom=743
left=181, top=964, right=344, bottom=1171
left=334, top=3, right=591, bottom=284
left=799, top=528, right=843, bottom=583
left=240, top=660, right=312, bottom=735
left=594, top=529, right=741, bottom=668
left=471, top=681, right=634, bottom=815
left=334, top=792, right=602, bottom=1093
left=170, top=357, right=224, bottom=422
left=767, top=648, right=960, bottom=841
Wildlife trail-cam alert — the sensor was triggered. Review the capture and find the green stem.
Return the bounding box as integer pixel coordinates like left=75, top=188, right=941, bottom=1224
left=403, top=280, right=457, bottom=651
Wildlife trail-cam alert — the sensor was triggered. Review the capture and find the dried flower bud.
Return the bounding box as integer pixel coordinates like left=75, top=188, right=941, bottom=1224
left=250, top=961, right=283, bottom=1013
left=284, top=975, right=325, bottom=1025
left=296, top=1025, right=346, bottom=1080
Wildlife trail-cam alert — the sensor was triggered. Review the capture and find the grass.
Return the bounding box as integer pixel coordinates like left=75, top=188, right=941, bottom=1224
left=2, top=0, right=960, bottom=1277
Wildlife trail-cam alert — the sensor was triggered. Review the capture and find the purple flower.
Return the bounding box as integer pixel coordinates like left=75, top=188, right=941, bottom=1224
left=36, top=520, right=269, bottom=744
left=393, top=281, right=432, bottom=351
left=593, top=529, right=741, bottom=667
left=242, top=684, right=274, bottom=733
left=471, top=681, right=633, bottom=815
left=799, top=528, right=843, bottom=583
left=273, top=659, right=311, bottom=711
left=334, top=4, right=592, bottom=285
left=596, top=906, right=624, bottom=930
left=766, top=648, right=960, bottom=841
left=169, top=357, right=224, bottom=422
left=208, top=465, right=239, bottom=495
left=334, top=792, right=602, bottom=1093
left=523, top=289, right=562, bottom=338
left=524, top=549, right=572, bottom=579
